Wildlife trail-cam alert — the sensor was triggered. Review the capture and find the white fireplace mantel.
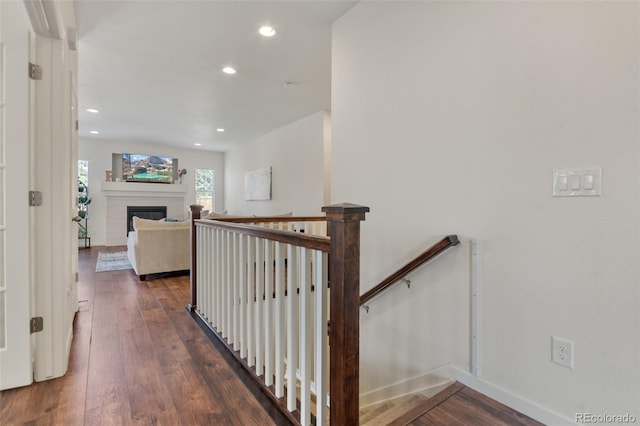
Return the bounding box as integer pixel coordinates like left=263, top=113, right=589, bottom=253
left=101, top=181, right=187, bottom=197
left=102, top=182, right=188, bottom=246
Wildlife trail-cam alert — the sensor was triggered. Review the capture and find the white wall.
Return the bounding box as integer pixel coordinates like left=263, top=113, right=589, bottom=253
left=225, top=111, right=328, bottom=216
left=333, top=1, right=639, bottom=423
left=78, top=138, right=224, bottom=245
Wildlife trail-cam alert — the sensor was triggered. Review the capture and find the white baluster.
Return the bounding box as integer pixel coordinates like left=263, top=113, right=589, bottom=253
left=219, top=229, right=225, bottom=330
left=208, top=228, right=215, bottom=327
left=314, top=251, right=329, bottom=425
left=274, top=242, right=286, bottom=398
left=255, top=238, right=265, bottom=376
left=209, top=228, right=215, bottom=325
left=215, top=229, right=222, bottom=329
left=194, top=225, right=199, bottom=314
left=264, top=240, right=274, bottom=386
left=203, top=227, right=209, bottom=322
left=196, top=225, right=203, bottom=316
left=208, top=227, right=214, bottom=324
left=231, top=232, right=238, bottom=347
left=286, top=244, right=299, bottom=412
left=299, top=247, right=312, bottom=425
left=247, top=236, right=256, bottom=367
left=213, top=228, right=218, bottom=323
left=239, top=234, right=246, bottom=358
left=222, top=230, right=229, bottom=338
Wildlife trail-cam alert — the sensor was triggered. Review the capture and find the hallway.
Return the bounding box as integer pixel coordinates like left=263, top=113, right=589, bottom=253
left=0, top=247, right=286, bottom=425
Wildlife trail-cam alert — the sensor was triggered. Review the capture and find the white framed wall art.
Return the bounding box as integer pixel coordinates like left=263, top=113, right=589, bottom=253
left=244, top=167, right=271, bottom=201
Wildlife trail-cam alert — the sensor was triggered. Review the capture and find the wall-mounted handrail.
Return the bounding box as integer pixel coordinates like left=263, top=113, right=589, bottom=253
left=359, top=235, right=460, bottom=309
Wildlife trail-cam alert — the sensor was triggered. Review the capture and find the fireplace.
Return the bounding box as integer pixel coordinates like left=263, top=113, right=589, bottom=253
left=127, top=206, right=167, bottom=234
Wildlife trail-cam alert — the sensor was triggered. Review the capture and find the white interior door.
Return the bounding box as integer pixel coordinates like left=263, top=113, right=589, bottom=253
left=0, top=2, right=36, bottom=390
left=70, top=71, right=78, bottom=313
left=32, top=29, right=77, bottom=384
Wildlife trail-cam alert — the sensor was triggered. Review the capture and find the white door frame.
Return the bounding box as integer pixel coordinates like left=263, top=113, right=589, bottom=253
left=0, top=0, right=78, bottom=389
left=32, top=20, right=78, bottom=383
left=0, top=1, right=36, bottom=390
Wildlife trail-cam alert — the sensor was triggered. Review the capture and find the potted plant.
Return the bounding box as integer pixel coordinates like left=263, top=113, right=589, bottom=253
left=78, top=179, right=92, bottom=218
left=177, top=167, right=187, bottom=184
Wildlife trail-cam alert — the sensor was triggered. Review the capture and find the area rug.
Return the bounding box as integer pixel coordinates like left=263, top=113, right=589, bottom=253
left=96, top=251, right=132, bottom=272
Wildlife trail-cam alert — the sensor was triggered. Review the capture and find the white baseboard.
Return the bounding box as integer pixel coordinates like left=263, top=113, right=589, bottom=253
left=360, top=365, right=576, bottom=424
left=359, top=365, right=453, bottom=408
left=450, top=366, right=576, bottom=425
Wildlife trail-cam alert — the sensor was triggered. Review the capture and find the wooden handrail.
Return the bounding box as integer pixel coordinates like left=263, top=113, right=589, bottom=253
left=212, top=215, right=326, bottom=224
left=359, top=235, right=460, bottom=307
left=194, top=218, right=330, bottom=252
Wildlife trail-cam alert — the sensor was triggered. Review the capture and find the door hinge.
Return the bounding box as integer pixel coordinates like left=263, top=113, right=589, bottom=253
left=29, top=190, right=43, bottom=206
left=30, top=317, right=43, bottom=334
left=28, top=62, right=42, bottom=80
left=76, top=120, right=79, bottom=131
left=75, top=272, right=79, bottom=282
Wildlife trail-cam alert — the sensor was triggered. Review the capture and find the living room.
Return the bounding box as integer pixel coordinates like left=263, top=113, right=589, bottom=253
left=78, top=111, right=329, bottom=247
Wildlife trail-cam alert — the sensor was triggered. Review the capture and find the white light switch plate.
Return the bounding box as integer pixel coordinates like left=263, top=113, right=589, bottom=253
left=553, top=167, right=601, bottom=197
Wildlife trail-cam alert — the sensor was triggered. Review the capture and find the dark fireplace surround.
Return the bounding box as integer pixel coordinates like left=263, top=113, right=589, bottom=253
left=127, top=206, right=167, bottom=234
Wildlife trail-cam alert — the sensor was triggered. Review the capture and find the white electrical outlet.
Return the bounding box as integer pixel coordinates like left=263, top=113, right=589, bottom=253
left=552, top=336, right=574, bottom=369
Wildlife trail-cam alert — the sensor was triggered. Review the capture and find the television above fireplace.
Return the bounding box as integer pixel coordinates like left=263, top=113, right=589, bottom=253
left=122, top=153, right=175, bottom=183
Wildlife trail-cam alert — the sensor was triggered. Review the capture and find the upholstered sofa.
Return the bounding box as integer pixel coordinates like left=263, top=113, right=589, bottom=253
left=126, top=216, right=190, bottom=280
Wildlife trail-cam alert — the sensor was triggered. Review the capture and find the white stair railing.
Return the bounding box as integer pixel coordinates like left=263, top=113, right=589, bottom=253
left=188, top=205, right=369, bottom=425
left=193, top=216, right=330, bottom=424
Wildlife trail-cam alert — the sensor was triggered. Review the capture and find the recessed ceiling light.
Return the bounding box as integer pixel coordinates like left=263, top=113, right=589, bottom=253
left=89, top=130, right=99, bottom=135
left=194, top=143, right=202, bottom=146
left=216, top=128, right=225, bottom=132
left=259, top=26, right=276, bottom=37
left=86, top=108, right=99, bottom=114
left=222, top=66, right=236, bottom=75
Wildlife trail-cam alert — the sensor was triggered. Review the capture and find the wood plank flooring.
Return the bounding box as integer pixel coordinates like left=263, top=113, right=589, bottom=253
left=1, top=247, right=544, bottom=426
left=408, top=384, right=544, bottom=426
left=0, top=247, right=289, bottom=426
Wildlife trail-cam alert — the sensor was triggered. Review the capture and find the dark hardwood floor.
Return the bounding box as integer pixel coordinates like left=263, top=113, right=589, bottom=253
left=408, top=383, right=543, bottom=426
left=0, top=247, right=287, bottom=425
left=1, top=247, right=544, bottom=426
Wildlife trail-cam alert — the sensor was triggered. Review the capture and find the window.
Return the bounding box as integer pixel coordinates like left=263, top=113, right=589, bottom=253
left=77, top=161, right=90, bottom=239
left=78, top=160, right=88, bottom=186
left=195, top=169, right=215, bottom=212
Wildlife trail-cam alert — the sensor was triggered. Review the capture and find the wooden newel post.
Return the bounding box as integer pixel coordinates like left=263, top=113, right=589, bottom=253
left=322, top=202, right=370, bottom=425
left=187, top=204, right=203, bottom=312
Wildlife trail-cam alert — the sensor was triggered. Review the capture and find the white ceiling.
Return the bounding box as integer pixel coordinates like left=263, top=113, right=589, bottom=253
left=75, top=1, right=357, bottom=152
